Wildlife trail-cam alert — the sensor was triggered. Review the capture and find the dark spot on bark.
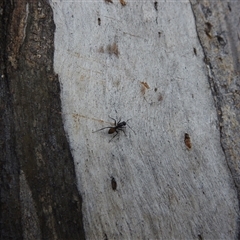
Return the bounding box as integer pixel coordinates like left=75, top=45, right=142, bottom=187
left=111, top=176, right=117, bottom=190
left=158, top=94, right=163, bottom=101
left=198, top=234, right=203, bottom=240
left=107, top=42, right=119, bottom=57
left=201, top=4, right=212, bottom=18
left=154, top=1, right=158, bottom=11
left=120, top=0, right=126, bottom=6
left=227, top=3, right=231, bottom=12
left=216, top=35, right=226, bottom=46
left=193, top=47, right=197, bottom=56
left=104, top=233, right=108, bottom=240
left=205, top=22, right=213, bottom=39
left=184, top=133, right=192, bottom=149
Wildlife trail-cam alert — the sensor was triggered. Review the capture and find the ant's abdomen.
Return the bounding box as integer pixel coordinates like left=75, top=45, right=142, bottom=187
left=108, top=128, right=115, bottom=134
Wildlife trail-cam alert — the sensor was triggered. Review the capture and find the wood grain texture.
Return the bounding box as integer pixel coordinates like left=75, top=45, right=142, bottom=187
left=51, top=0, right=239, bottom=239
left=190, top=0, right=240, bottom=192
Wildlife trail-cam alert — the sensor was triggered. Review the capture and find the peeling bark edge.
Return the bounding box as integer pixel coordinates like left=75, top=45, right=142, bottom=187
left=189, top=1, right=240, bottom=239
left=0, top=0, right=85, bottom=239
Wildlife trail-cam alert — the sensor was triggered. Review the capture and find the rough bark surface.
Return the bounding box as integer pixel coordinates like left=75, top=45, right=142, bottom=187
left=0, top=0, right=85, bottom=239
left=1, top=0, right=240, bottom=239
left=50, top=0, right=239, bottom=239
left=190, top=0, right=240, bottom=193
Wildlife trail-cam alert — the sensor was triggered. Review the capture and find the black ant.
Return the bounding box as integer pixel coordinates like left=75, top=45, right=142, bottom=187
left=92, top=116, right=136, bottom=142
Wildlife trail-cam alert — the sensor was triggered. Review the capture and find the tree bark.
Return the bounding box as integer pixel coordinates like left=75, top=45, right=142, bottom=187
left=0, top=0, right=85, bottom=239
left=1, top=0, right=240, bottom=239
left=50, top=0, right=240, bottom=239
left=190, top=0, right=240, bottom=193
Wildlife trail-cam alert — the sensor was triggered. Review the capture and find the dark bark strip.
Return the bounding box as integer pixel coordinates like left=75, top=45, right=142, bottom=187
left=0, top=1, right=22, bottom=239
left=1, top=0, right=85, bottom=239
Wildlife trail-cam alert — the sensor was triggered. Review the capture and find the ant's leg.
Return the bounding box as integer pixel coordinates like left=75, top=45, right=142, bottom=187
left=108, top=116, right=116, bottom=126
left=109, top=131, right=119, bottom=142
left=126, top=123, right=136, bottom=135
left=118, top=128, right=127, bottom=136
left=117, top=117, right=121, bottom=125
left=92, top=127, right=112, bottom=133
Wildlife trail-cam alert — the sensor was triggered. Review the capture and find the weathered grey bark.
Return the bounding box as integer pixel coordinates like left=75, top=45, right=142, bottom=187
left=0, top=0, right=85, bottom=239
left=189, top=0, right=240, bottom=193
left=1, top=0, right=240, bottom=239
left=50, top=0, right=240, bottom=239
